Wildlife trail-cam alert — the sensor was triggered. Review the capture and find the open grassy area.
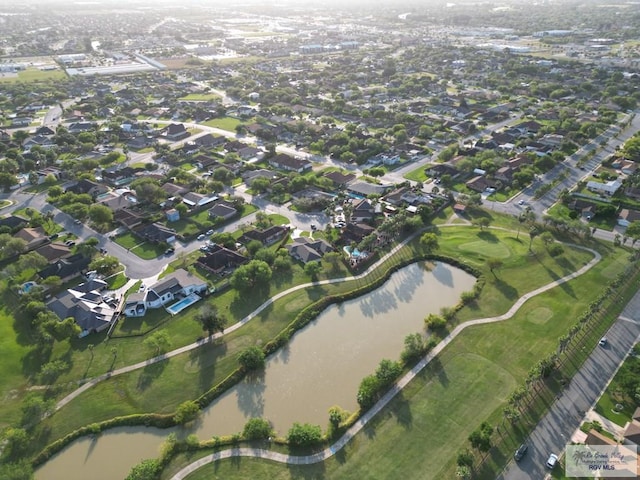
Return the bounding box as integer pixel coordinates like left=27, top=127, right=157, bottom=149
left=179, top=93, right=221, bottom=101
left=0, top=68, right=66, bottom=83
left=113, top=232, right=165, bottom=260
left=202, top=117, right=244, bottom=131
left=403, top=165, right=428, bottom=182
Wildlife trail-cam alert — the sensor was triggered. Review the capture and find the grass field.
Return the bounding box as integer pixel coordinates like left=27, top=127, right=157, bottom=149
left=113, top=232, right=165, bottom=260
left=179, top=93, right=221, bottom=101
left=0, top=68, right=66, bottom=83
left=202, top=117, right=244, bottom=131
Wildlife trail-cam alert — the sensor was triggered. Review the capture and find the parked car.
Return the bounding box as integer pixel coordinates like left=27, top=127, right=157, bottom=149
left=74, top=219, right=82, bottom=225
left=599, top=337, right=608, bottom=347
left=197, top=234, right=205, bottom=241
left=165, top=247, right=175, bottom=255
left=206, top=229, right=214, bottom=236
left=514, top=444, right=528, bottom=462
left=546, top=453, right=558, bottom=469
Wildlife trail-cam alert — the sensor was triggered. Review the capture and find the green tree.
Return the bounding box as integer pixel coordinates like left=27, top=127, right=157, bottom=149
left=304, top=261, right=322, bottom=278
left=230, top=260, right=272, bottom=291
left=357, top=374, right=381, bottom=409
left=1, top=428, right=29, bottom=460
left=400, top=333, right=426, bottom=364
left=195, top=304, right=227, bottom=337
left=173, top=400, right=200, bottom=424
left=375, top=358, right=402, bottom=387
left=238, top=346, right=265, bottom=371
left=468, top=421, right=494, bottom=452
left=419, top=232, right=439, bottom=254
left=88, top=204, right=114, bottom=225
left=243, top=418, right=273, bottom=440
left=143, top=330, right=171, bottom=355
left=125, top=459, right=161, bottom=480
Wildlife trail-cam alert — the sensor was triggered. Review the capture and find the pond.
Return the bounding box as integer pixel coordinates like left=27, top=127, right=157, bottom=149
left=36, top=261, right=476, bottom=480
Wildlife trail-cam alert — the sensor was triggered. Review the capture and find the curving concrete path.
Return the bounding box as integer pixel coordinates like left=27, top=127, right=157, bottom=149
left=167, top=244, right=602, bottom=479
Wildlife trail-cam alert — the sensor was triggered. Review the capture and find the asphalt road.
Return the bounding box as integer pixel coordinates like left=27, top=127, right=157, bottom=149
left=498, top=291, right=640, bottom=480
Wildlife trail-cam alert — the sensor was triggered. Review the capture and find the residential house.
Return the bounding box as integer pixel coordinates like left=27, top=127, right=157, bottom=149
left=351, top=198, right=376, bottom=223
left=268, top=153, right=312, bottom=173
left=127, top=135, right=154, bottom=149
left=208, top=202, right=238, bottom=221
left=97, top=192, right=133, bottom=212
left=239, top=225, right=289, bottom=246
left=466, top=175, right=497, bottom=193
left=15, top=227, right=49, bottom=251
left=193, top=154, right=219, bottom=170
left=114, top=208, right=145, bottom=229
left=341, top=222, right=375, bottom=244
left=192, top=133, right=226, bottom=149
left=286, top=237, right=333, bottom=264
left=159, top=123, right=190, bottom=141
left=123, top=268, right=207, bottom=317
left=22, top=135, right=55, bottom=150
left=347, top=180, right=392, bottom=197
left=621, top=160, right=638, bottom=176
left=0, top=214, right=27, bottom=231
left=568, top=198, right=597, bottom=220
left=242, top=169, right=279, bottom=185
left=237, top=146, right=263, bottom=161
left=618, top=208, right=640, bottom=227
left=47, top=282, right=117, bottom=335
left=161, top=182, right=189, bottom=198
left=427, top=163, right=459, bottom=179
left=68, top=122, right=96, bottom=133
left=11, top=117, right=32, bottom=127
left=196, top=244, right=248, bottom=275
left=323, top=170, right=356, bottom=188
left=101, top=166, right=136, bottom=186
left=182, top=191, right=219, bottom=210
left=38, top=254, right=92, bottom=282
left=586, top=180, right=622, bottom=196
left=132, top=223, right=176, bottom=244
left=66, top=179, right=109, bottom=198
left=34, top=242, right=72, bottom=264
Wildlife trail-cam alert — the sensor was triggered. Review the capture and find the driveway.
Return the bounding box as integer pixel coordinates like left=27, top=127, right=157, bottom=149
left=499, top=291, right=640, bottom=480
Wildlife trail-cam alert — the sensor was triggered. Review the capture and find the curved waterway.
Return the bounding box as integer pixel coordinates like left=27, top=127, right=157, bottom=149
left=36, top=261, right=475, bottom=480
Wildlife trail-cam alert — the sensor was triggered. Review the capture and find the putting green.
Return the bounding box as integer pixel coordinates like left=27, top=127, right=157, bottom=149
left=458, top=240, right=511, bottom=259
left=525, top=306, right=554, bottom=325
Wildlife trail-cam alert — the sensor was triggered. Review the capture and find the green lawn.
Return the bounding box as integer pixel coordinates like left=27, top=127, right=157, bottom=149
left=179, top=93, right=221, bottom=101
left=202, top=117, right=244, bottom=132
left=403, top=164, right=428, bottom=182
left=105, top=272, right=128, bottom=290
left=0, top=199, right=12, bottom=209
left=113, top=232, right=141, bottom=250
left=113, top=232, right=165, bottom=260
left=0, top=68, right=66, bottom=83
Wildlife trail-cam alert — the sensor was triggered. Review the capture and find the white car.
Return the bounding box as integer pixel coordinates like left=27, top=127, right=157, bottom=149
left=599, top=337, right=608, bottom=347
left=197, top=234, right=205, bottom=241
left=518, top=199, right=525, bottom=206
left=546, top=453, right=558, bottom=469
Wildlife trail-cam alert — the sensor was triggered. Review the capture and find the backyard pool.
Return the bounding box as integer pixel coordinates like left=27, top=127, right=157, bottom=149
left=344, top=245, right=368, bottom=259
left=166, top=292, right=201, bottom=315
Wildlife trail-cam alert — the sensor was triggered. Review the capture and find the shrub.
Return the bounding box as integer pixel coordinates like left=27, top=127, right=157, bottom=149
left=287, top=422, right=323, bottom=447
left=425, top=313, right=447, bottom=331
left=238, top=346, right=265, bottom=371
left=173, top=400, right=200, bottom=425
left=243, top=418, right=272, bottom=440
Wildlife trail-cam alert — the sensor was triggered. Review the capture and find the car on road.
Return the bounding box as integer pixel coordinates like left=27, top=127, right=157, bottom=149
left=518, top=199, right=525, bottom=206
left=197, top=234, right=205, bottom=241
left=165, top=247, right=175, bottom=255
left=514, top=444, right=528, bottom=462
left=546, top=453, right=558, bottom=469
left=64, top=240, right=76, bottom=247
left=206, top=229, right=214, bottom=236
left=599, top=337, right=608, bottom=347
left=74, top=219, right=82, bottom=225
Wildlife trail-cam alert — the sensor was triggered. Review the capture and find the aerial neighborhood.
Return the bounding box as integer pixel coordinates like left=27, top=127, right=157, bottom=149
left=2, top=1, right=640, bottom=479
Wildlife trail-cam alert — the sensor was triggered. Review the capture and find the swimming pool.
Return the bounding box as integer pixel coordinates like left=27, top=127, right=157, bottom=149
left=166, top=292, right=201, bottom=315
left=343, top=246, right=368, bottom=258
